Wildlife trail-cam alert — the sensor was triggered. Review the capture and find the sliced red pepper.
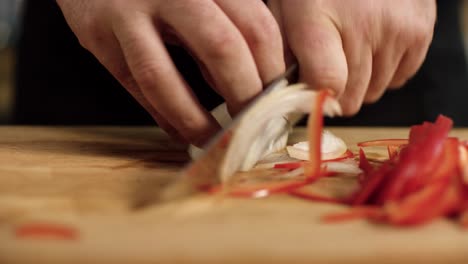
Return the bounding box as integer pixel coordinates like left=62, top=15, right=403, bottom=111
left=357, top=139, right=408, bottom=147
left=376, top=115, right=453, bottom=202
left=358, top=148, right=373, bottom=175
left=408, top=121, right=433, bottom=144
left=208, top=174, right=322, bottom=198
left=401, top=137, right=459, bottom=196
left=324, top=150, right=354, bottom=162
left=386, top=178, right=461, bottom=226
left=304, top=90, right=329, bottom=178
left=15, top=223, right=78, bottom=241
left=289, top=188, right=347, bottom=204
left=352, top=162, right=393, bottom=205
left=274, top=161, right=305, bottom=170
left=387, top=145, right=400, bottom=160
left=322, top=206, right=383, bottom=223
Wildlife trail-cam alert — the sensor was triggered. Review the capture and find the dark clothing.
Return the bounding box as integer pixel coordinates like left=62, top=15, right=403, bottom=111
left=13, top=0, right=468, bottom=126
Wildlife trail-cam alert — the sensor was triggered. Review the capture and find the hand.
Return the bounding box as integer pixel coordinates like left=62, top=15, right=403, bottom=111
left=56, top=0, right=285, bottom=146
left=268, top=0, right=436, bottom=115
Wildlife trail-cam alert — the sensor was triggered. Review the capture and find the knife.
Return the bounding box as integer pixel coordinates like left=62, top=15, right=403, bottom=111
left=159, top=64, right=299, bottom=202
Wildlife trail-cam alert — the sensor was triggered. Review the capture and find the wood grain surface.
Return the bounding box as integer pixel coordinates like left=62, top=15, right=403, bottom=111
left=0, top=126, right=468, bottom=264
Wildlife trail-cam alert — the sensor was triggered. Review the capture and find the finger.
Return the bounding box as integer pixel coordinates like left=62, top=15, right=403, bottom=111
left=113, top=14, right=220, bottom=146
left=214, top=0, right=285, bottom=84
left=364, top=46, right=404, bottom=103
left=338, top=34, right=373, bottom=115
left=388, top=43, right=430, bottom=89
left=85, top=33, right=188, bottom=143
left=389, top=6, right=435, bottom=89
left=160, top=1, right=262, bottom=115
left=267, top=0, right=296, bottom=66
left=280, top=2, right=348, bottom=96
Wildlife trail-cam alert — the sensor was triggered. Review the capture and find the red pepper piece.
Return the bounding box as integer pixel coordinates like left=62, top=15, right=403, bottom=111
left=387, top=145, right=400, bottom=160
left=289, top=188, right=347, bottom=204
left=402, top=138, right=459, bottom=196
left=324, top=150, right=354, bottom=162
left=377, top=115, right=453, bottom=202
left=357, top=139, right=408, bottom=147
left=358, top=148, right=373, bottom=175
left=322, top=207, right=383, bottom=223
left=208, top=176, right=317, bottom=198
left=352, top=162, right=393, bottom=205
left=408, top=121, right=432, bottom=144
left=304, top=91, right=329, bottom=178
left=15, top=223, right=78, bottom=241
left=274, top=162, right=304, bottom=170
left=386, top=178, right=461, bottom=226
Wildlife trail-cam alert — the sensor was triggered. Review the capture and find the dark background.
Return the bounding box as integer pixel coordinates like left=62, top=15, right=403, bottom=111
left=1, top=0, right=468, bottom=127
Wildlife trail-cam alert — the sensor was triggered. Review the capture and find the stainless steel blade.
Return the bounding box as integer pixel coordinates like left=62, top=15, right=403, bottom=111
left=159, top=64, right=299, bottom=201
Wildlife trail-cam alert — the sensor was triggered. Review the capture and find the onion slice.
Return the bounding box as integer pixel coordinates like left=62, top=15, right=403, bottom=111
left=286, top=130, right=348, bottom=161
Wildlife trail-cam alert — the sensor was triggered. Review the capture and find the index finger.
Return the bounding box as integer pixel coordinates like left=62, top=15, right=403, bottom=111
left=113, top=13, right=221, bottom=146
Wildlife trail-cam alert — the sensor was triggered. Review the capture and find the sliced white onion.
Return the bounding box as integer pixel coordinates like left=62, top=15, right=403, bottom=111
left=220, top=84, right=342, bottom=183
left=286, top=130, right=347, bottom=161
left=253, top=151, right=300, bottom=170
left=324, top=160, right=362, bottom=175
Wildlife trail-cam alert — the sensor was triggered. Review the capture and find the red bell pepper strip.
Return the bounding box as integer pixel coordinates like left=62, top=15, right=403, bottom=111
left=358, top=148, right=373, bottom=175
left=357, top=139, right=408, bottom=147
left=408, top=121, right=433, bottom=144
left=322, top=206, right=383, bottom=223
left=289, top=188, right=347, bottom=204
left=274, top=162, right=304, bottom=170
left=352, top=162, right=393, bottom=205
left=304, top=90, right=329, bottom=178
left=387, top=145, right=400, bottom=160
left=208, top=174, right=324, bottom=198
left=401, top=137, right=459, bottom=196
left=15, top=223, right=78, bottom=241
left=376, top=115, right=453, bottom=202
left=325, top=150, right=354, bottom=161
left=386, top=178, right=461, bottom=226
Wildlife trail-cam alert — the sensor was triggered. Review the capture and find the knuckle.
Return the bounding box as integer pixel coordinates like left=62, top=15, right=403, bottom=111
left=204, top=29, right=239, bottom=60
left=176, top=117, right=210, bottom=146
left=412, top=24, right=433, bottom=45
left=307, top=67, right=347, bottom=95
left=294, top=24, right=331, bottom=51
left=388, top=14, right=433, bottom=47
left=133, top=60, right=166, bottom=88
left=243, top=14, right=280, bottom=49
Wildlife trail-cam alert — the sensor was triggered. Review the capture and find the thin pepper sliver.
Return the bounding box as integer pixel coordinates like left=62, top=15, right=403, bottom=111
left=15, top=222, right=78, bottom=241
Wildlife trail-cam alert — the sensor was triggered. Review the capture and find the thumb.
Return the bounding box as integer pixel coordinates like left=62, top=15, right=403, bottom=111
left=281, top=4, right=348, bottom=97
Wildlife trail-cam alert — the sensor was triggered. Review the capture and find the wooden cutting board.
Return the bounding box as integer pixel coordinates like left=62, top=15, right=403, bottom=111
left=0, top=126, right=468, bottom=264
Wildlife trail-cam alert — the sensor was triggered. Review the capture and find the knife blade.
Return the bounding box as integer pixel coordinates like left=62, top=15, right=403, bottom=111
left=159, top=64, right=299, bottom=202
